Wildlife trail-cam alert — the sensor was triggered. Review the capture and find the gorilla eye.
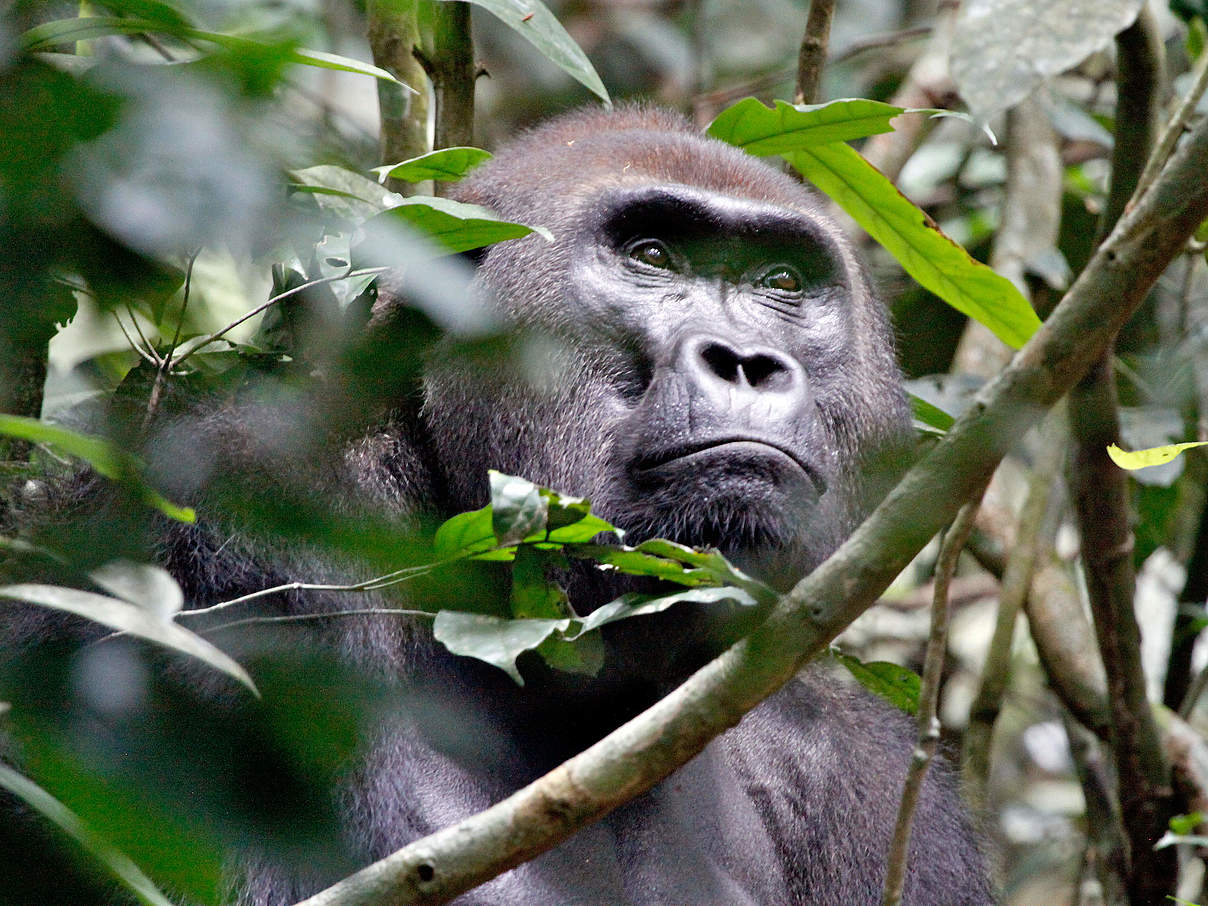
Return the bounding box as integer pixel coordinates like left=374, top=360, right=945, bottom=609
left=628, top=240, right=674, bottom=270
left=758, top=265, right=803, bottom=293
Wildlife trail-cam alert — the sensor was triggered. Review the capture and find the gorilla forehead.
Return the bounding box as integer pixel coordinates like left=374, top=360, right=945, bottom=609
left=457, top=105, right=833, bottom=224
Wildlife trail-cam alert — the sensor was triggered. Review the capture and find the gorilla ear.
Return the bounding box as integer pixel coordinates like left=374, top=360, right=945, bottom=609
left=459, top=246, right=491, bottom=268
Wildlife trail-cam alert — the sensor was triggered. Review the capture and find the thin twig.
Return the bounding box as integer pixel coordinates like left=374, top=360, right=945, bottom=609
left=202, top=607, right=435, bottom=636
left=143, top=249, right=198, bottom=429
left=179, top=564, right=438, bottom=618
left=881, top=497, right=981, bottom=906
left=794, top=0, right=837, bottom=105
left=171, top=266, right=391, bottom=367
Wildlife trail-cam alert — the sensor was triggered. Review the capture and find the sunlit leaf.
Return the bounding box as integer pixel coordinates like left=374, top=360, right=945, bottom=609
left=450, top=0, right=609, bottom=103
left=831, top=651, right=921, bottom=714
left=373, top=147, right=493, bottom=184
left=367, top=196, right=552, bottom=255
left=784, top=143, right=1040, bottom=348
left=1107, top=441, right=1208, bottom=471
left=0, top=763, right=175, bottom=906
left=0, top=415, right=195, bottom=523
left=708, top=97, right=909, bottom=153
left=0, top=584, right=257, bottom=695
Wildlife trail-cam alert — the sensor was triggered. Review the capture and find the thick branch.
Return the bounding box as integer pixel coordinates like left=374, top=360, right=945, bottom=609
left=420, top=0, right=474, bottom=153
left=1068, top=11, right=1174, bottom=903
left=367, top=0, right=430, bottom=193
left=293, top=98, right=1208, bottom=906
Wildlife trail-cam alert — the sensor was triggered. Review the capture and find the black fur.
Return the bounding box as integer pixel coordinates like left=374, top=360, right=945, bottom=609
left=5, top=106, right=993, bottom=905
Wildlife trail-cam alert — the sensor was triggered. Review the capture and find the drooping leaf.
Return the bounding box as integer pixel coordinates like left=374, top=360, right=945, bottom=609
left=367, top=196, right=552, bottom=255
left=88, top=561, right=183, bottom=618
left=708, top=97, right=910, bottom=154
left=950, top=0, right=1146, bottom=117
left=21, top=17, right=408, bottom=86
left=433, top=610, right=569, bottom=685
left=1107, top=441, right=1208, bottom=471
left=0, top=584, right=256, bottom=694
left=574, top=586, right=759, bottom=636
left=784, top=143, right=1040, bottom=349
left=0, top=763, right=175, bottom=906
left=449, top=0, right=609, bottom=103
left=0, top=415, right=195, bottom=523
left=373, top=147, right=493, bottom=184
left=831, top=652, right=921, bottom=714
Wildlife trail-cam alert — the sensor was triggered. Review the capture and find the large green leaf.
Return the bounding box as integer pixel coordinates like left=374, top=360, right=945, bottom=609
left=784, top=143, right=1040, bottom=348
left=21, top=17, right=407, bottom=86
left=707, top=97, right=909, bottom=154
left=574, top=586, right=759, bottom=635
left=0, top=583, right=257, bottom=695
left=367, top=196, right=553, bottom=255
left=373, top=147, right=493, bottom=184
left=0, top=415, right=194, bottom=523
left=450, top=0, right=609, bottom=103
left=433, top=611, right=570, bottom=685
left=0, top=763, right=175, bottom=906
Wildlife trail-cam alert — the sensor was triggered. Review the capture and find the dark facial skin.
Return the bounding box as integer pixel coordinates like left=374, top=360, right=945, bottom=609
left=578, top=186, right=852, bottom=565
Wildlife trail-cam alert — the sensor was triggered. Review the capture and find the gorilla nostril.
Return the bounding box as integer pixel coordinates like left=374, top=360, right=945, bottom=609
left=741, top=353, right=787, bottom=389
left=701, top=342, right=741, bottom=383
left=698, top=341, right=792, bottom=391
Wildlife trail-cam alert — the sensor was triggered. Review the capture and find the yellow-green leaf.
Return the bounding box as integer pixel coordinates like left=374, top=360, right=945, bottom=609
left=1107, top=442, right=1208, bottom=470
left=785, top=143, right=1041, bottom=349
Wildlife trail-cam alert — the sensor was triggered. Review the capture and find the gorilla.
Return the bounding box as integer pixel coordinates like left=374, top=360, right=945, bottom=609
left=4, top=106, right=993, bottom=905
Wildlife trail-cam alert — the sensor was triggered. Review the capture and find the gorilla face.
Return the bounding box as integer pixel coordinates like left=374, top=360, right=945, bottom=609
left=425, top=108, right=909, bottom=589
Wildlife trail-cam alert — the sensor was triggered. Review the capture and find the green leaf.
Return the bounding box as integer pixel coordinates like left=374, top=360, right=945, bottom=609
left=535, top=631, right=605, bottom=677
left=1107, top=441, right=1208, bottom=471
left=490, top=471, right=549, bottom=546
left=707, top=97, right=908, bottom=154
left=21, top=17, right=408, bottom=86
left=433, top=611, right=569, bottom=685
left=432, top=503, right=505, bottom=560
left=0, top=415, right=195, bottom=523
left=0, top=762, right=175, bottom=906
left=368, top=195, right=552, bottom=255
left=831, top=652, right=921, bottom=714
left=575, top=586, right=758, bottom=635
left=289, top=165, right=402, bottom=223
left=909, top=393, right=955, bottom=436
left=509, top=546, right=571, bottom=619
left=0, top=583, right=257, bottom=695
left=451, top=0, right=609, bottom=103
left=784, top=143, right=1041, bottom=349
left=373, top=147, right=493, bottom=184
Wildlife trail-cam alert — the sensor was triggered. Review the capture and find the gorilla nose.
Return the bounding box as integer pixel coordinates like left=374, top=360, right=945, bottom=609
left=683, top=335, right=804, bottom=398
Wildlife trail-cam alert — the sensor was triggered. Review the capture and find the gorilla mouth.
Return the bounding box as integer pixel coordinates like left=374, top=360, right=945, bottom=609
left=633, top=439, right=826, bottom=494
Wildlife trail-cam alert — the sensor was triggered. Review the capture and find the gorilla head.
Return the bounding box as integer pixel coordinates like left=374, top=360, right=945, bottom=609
left=424, top=106, right=910, bottom=589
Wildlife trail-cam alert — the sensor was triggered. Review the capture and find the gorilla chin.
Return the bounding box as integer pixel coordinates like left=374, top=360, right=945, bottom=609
left=616, top=440, right=827, bottom=580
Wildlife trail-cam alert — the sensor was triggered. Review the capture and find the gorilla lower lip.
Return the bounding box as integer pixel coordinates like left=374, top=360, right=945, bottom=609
left=636, top=440, right=825, bottom=493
